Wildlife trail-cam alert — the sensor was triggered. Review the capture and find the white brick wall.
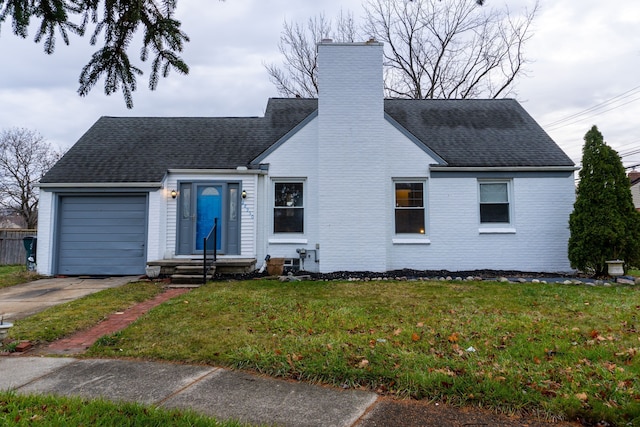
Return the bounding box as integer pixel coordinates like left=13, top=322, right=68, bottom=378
left=631, top=182, right=640, bottom=210
left=389, top=174, right=575, bottom=272
left=259, top=116, right=319, bottom=270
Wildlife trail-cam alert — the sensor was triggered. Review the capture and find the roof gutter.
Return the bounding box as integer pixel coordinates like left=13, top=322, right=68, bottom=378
left=38, top=182, right=162, bottom=189
left=167, top=168, right=268, bottom=175
left=429, top=165, right=578, bottom=172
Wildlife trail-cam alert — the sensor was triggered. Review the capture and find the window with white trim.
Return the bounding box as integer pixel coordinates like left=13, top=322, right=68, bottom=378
left=479, top=181, right=511, bottom=224
left=274, top=182, right=304, bottom=233
left=395, top=182, right=425, bottom=234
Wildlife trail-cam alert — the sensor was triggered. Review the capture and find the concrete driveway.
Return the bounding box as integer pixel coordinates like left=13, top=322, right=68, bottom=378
left=0, top=276, right=140, bottom=322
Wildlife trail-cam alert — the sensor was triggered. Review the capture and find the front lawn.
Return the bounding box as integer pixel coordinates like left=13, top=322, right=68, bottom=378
left=0, top=265, right=38, bottom=289
left=0, top=391, right=247, bottom=426
left=83, top=279, right=640, bottom=425
left=8, top=282, right=163, bottom=342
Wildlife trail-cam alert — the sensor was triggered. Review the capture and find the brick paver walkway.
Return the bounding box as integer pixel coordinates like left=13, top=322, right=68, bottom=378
left=44, top=288, right=190, bottom=355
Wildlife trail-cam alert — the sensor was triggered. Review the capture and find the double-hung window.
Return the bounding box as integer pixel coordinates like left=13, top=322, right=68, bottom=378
left=274, top=182, right=304, bottom=233
left=479, top=181, right=511, bottom=224
left=395, top=182, right=425, bottom=234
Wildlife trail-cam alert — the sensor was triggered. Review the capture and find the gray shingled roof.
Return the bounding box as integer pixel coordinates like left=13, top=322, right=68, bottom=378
left=40, top=98, right=573, bottom=184
left=384, top=99, right=573, bottom=167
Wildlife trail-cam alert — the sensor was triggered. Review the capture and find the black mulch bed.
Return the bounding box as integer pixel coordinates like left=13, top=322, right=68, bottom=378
left=214, top=268, right=588, bottom=282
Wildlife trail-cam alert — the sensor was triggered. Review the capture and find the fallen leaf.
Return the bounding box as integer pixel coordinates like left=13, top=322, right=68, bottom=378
left=326, top=343, right=333, bottom=350
left=274, top=349, right=282, bottom=355
left=452, top=344, right=464, bottom=356
left=575, top=392, right=588, bottom=401
left=590, top=330, right=600, bottom=339
left=393, top=328, right=402, bottom=336
left=286, top=354, right=295, bottom=369
left=615, top=347, right=638, bottom=359
left=369, top=339, right=376, bottom=348
left=448, top=332, right=459, bottom=343
left=416, top=322, right=424, bottom=328
left=433, top=367, right=456, bottom=377
left=358, top=359, right=369, bottom=368
left=411, top=333, right=420, bottom=342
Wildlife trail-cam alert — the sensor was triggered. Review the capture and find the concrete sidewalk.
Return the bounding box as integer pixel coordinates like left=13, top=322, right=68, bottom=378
left=0, top=357, right=578, bottom=427
left=0, top=357, right=377, bottom=427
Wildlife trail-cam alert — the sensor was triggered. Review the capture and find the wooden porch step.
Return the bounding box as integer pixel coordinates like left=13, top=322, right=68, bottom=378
left=169, top=274, right=213, bottom=285
left=174, top=265, right=215, bottom=274
left=147, top=258, right=257, bottom=277
left=170, top=264, right=215, bottom=285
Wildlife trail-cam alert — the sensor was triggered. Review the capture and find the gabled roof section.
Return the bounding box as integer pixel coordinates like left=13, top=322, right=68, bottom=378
left=384, top=99, right=574, bottom=167
left=40, top=99, right=317, bottom=184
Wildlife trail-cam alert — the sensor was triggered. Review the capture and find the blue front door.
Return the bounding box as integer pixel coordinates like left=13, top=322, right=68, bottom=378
left=176, top=181, right=241, bottom=255
left=195, top=184, right=222, bottom=251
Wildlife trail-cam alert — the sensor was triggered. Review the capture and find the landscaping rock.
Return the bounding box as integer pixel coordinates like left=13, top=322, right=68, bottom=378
left=616, top=277, right=635, bottom=285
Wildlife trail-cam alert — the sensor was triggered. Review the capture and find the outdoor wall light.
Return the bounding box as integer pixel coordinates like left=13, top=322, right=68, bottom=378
left=241, top=190, right=247, bottom=199
left=171, top=189, right=177, bottom=199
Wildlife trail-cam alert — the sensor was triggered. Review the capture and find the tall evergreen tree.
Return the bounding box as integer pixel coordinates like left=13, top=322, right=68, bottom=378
left=568, top=126, right=640, bottom=276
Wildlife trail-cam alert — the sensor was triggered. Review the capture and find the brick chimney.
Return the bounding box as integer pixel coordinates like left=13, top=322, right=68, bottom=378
left=316, top=40, right=388, bottom=272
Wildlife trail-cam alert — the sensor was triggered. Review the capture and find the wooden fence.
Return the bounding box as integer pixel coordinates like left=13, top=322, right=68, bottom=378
left=0, top=229, right=37, bottom=265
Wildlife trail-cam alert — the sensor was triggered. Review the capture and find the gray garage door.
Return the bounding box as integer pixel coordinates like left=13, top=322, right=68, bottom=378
left=57, top=195, right=147, bottom=275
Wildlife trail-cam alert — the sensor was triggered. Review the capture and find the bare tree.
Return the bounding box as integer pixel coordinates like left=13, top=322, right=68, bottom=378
left=0, top=128, right=63, bottom=229
left=265, top=11, right=360, bottom=98
left=266, top=0, right=537, bottom=99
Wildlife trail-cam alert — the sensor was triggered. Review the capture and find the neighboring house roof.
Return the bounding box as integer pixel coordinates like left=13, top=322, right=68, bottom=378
left=40, top=98, right=573, bottom=184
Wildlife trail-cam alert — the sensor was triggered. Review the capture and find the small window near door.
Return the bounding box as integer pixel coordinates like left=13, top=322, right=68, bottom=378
left=274, top=182, right=304, bottom=233
left=395, top=182, right=425, bottom=234
left=479, top=181, right=511, bottom=223
left=181, top=187, right=191, bottom=220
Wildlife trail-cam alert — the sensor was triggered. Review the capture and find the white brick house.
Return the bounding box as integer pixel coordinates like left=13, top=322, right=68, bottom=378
left=37, top=41, right=576, bottom=276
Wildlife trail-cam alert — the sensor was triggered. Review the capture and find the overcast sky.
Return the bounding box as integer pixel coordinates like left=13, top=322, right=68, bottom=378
left=1, top=0, right=639, bottom=169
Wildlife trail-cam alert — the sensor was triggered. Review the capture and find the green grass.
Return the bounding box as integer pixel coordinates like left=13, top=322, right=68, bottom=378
left=0, top=391, right=249, bottom=426
left=0, top=265, right=39, bottom=289
left=82, top=279, right=640, bottom=425
left=8, top=282, right=164, bottom=342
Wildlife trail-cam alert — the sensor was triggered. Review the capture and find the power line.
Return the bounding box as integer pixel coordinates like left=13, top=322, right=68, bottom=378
left=546, top=95, right=640, bottom=131
left=543, top=84, right=640, bottom=131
